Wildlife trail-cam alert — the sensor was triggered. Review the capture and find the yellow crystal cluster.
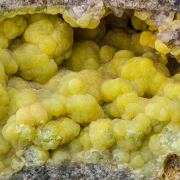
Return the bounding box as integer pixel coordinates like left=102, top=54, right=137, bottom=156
left=0, top=12, right=179, bottom=177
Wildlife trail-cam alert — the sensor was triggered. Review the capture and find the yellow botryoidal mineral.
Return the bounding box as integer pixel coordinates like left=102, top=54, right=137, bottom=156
left=0, top=12, right=179, bottom=174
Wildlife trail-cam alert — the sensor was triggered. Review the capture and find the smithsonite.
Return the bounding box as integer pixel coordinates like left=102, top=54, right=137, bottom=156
left=0, top=12, right=179, bottom=178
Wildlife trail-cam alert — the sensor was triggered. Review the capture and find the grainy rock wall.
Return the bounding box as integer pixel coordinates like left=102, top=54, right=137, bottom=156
left=0, top=0, right=179, bottom=13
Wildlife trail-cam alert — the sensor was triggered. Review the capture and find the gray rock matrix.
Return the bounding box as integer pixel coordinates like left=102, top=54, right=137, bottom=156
left=10, top=163, right=138, bottom=180
left=0, top=0, right=179, bottom=12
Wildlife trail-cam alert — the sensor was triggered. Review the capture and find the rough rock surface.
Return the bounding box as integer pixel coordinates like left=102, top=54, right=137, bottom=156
left=6, top=155, right=179, bottom=180
left=9, top=163, right=138, bottom=180
left=105, top=0, right=180, bottom=12
left=0, top=0, right=179, bottom=13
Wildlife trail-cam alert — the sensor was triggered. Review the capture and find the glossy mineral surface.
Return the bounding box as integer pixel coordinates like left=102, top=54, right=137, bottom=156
left=0, top=12, right=179, bottom=178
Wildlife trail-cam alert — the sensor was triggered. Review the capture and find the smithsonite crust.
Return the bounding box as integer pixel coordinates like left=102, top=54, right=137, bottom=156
left=0, top=1, right=178, bottom=179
